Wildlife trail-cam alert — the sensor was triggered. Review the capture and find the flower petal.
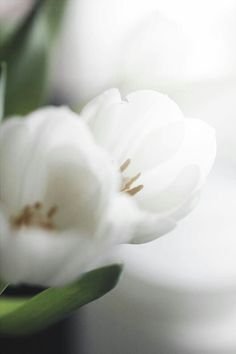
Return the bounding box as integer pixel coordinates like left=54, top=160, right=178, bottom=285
left=136, top=164, right=201, bottom=217
left=81, top=89, right=184, bottom=163
left=0, top=210, right=80, bottom=286
left=43, top=144, right=117, bottom=234
left=81, top=88, right=121, bottom=123
left=134, top=119, right=216, bottom=217
left=0, top=118, right=34, bottom=213
left=100, top=194, right=176, bottom=245
left=125, top=120, right=185, bottom=173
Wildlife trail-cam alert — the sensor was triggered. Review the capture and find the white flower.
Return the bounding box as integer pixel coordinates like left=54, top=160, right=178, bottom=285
left=80, top=89, right=216, bottom=240
left=0, top=92, right=216, bottom=287
left=0, top=107, right=120, bottom=287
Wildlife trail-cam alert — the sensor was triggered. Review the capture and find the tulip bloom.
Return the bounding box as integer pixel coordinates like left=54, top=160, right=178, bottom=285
left=81, top=89, right=216, bottom=227
left=0, top=90, right=216, bottom=287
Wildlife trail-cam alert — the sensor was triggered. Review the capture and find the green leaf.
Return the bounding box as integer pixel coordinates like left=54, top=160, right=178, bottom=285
left=0, top=62, right=6, bottom=121
left=0, top=264, right=122, bottom=336
left=0, top=0, right=67, bottom=117
left=0, top=297, right=26, bottom=317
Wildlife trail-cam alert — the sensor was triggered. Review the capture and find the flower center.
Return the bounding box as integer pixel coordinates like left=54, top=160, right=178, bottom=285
left=11, top=202, right=58, bottom=230
left=120, top=159, right=144, bottom=196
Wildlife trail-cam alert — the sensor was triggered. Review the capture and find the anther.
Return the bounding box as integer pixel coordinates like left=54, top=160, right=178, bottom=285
left=127, top=184, right=144, bottom=196
left=120, top=159, right=144, bottom=196
left=11, top=202, right=58, bottom=231
left=120, top=159, right=131, bottom=172
left=122, top=172, right=141, bottom=191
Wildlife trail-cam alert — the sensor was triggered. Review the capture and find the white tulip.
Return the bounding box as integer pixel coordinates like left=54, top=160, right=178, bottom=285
left=80, top=89, right=216, bottom=238
left=0, top=105, right=177, bottom=287
left=0, top=107, right=118, bottom=286
left=0, top=92, right=215, bottom=287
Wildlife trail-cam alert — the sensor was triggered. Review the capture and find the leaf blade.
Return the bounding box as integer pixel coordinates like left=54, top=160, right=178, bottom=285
left=0, top=264, right=122, bottom=336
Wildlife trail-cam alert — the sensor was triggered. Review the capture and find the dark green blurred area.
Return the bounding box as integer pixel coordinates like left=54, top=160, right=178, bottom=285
left=0, top=0, right=66, bottom=117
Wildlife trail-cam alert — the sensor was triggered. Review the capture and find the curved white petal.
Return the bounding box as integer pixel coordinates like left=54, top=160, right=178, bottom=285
left=49, top=235, right=112, bottom=286
left=0, top=211, right=101, bottom=286
left=181, top=118, right=216, bottom=179
left=133, top=119, right=216, bottom=217
left=100, top=194, right=176, bottom=245
left=125, top=120, right=185, bottom=174
left=0, top=118, right=34, bottom=213
left=43, top=144, right=117, bottom=234
left=81, top=88, right=121, bottom=123
left=136, top=164, right=201, bottom=217
left=81, top=89, right=184, bottom=163
left=0, top=210, right=72, bottom=286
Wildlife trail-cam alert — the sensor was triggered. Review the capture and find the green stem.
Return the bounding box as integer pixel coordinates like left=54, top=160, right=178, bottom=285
left=0, top=282, right=8, bottom=296
left=0, top=62, right=6, bottom=122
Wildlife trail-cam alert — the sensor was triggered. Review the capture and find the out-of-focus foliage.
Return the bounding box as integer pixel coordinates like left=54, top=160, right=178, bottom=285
left=0, top=62, right=6, bottom=121
left=0, top=0, right=34, bottom=45
left=0, top=0, right=66, bottom=117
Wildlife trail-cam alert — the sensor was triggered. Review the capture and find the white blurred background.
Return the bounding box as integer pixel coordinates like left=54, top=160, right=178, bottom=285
left=53, top=1, right=236, bottom=353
